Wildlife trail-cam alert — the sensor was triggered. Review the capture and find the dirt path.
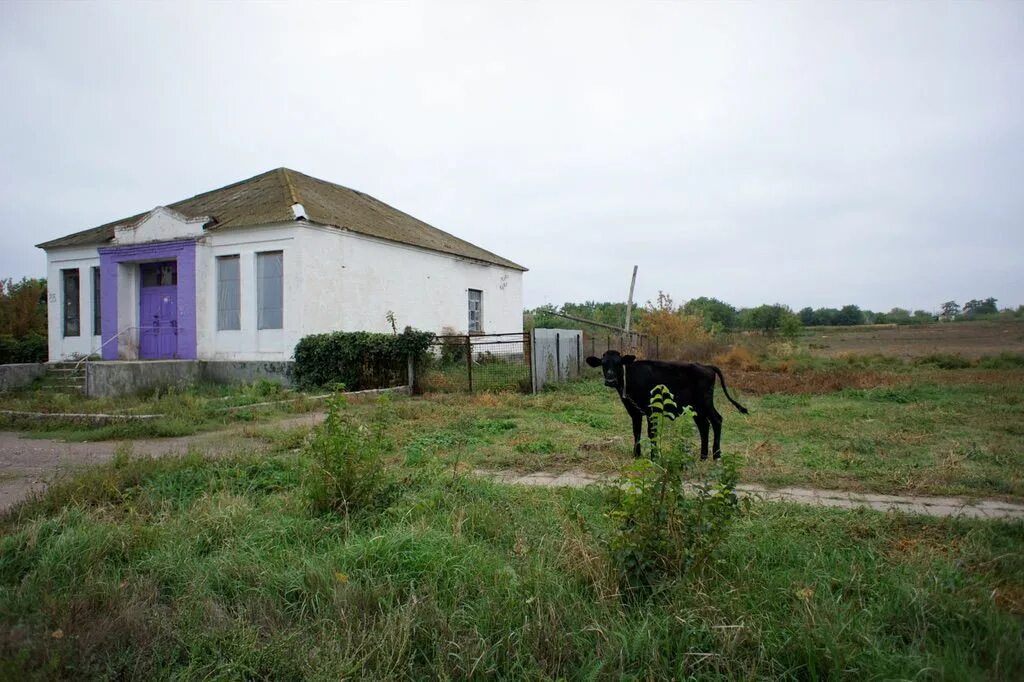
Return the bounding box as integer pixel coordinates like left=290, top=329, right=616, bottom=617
left=3, top=414, right=1022, bottom=521
left=0, top=412, right=325, bottom=511
left=476, top=469, right=1024, bottom=521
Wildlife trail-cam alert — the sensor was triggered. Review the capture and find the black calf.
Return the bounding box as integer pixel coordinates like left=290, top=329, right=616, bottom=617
left=585, top=350, right=749, bottom=460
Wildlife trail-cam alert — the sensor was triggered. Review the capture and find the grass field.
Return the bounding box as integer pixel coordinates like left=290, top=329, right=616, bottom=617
left=799, top=319, right=1024, bottom=359
left=1, top=322, right=1022, bottom=678
left=0, top=380, right=323, bottom=441
left=264, top=357, right=1023, bottom=501
left=1, top=447, right=1021, bottom=680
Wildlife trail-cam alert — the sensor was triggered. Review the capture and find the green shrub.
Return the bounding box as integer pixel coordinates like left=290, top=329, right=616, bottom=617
left=0, top=334, right=47, bottom=363
left=293, top=328, right=434, bottom=390
left=914, top=353, right=973, bottom=369
left=304, top=392, right=396, bottom=516
left=977, top=352, right=1024, bottom=369
left=605, top=385, right=746, bottom=592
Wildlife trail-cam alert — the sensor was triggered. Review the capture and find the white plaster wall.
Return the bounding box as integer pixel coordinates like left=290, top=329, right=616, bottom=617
left=43, top=221, right=523, bottom=363
left=196, top=224, right=304, bottom=361
left=44, top=246, right=102, bottom=361
left=300, top=224, right=524, bottom=337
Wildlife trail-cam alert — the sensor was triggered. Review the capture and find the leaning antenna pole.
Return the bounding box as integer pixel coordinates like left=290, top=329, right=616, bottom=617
left=624, top=265, right=638, bottom=340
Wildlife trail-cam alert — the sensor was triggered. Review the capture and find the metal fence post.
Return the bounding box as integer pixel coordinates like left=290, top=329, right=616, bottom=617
left=465, top=334, right=473, bottom=393
left=525, top=330, right=534, bottom=394
left=576, top=334, right=581, bottom=375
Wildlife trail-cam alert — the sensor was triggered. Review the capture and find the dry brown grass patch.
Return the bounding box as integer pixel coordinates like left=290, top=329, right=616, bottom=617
left=992, top=585, right=1024, bottom=615
left=731, top=369, right=907, bottom=395
left=712, top=346, right=761, bottom=371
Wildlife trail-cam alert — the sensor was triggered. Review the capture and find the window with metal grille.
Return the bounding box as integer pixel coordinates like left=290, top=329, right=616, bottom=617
left=257, top=251, right=284, bottom=330
left=62, top=268, right=80, bottom=337
left=217, top=255, right=241, bottom=330
left=468, top=289, right=482, bottom=333
left=92, top=266, right=101, bottom=336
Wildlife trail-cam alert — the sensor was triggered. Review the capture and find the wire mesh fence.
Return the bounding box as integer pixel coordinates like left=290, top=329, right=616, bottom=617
left=581, top=331, right=661, bottom=361
left=419, top=333, right=531, bottom=393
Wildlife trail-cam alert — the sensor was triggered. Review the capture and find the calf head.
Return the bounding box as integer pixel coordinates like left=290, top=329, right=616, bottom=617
left=585, top=350, right=636, bottom=388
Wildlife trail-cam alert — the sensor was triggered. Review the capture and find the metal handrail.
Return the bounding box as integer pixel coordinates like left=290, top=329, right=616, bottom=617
left=72, top=325, right=194, bottom=372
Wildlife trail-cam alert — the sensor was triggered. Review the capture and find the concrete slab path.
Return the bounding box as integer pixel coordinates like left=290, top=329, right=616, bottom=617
left=476, top=469, right=1024, bottom=521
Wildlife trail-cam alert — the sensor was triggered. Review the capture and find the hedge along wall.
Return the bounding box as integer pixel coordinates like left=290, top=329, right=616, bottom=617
left=0, top=334, right=47, bottom=364
left=293, top=329, right=434, bottom=391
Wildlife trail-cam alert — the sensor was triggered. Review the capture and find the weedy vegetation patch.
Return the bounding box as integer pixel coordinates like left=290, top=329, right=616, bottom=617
left=1, top=392, right=1022, bottom=680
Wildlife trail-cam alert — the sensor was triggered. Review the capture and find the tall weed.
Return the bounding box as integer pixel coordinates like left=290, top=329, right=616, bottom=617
left=305, top=392, right=396, bottom=516
left=605, top=385, right=746, bottom=593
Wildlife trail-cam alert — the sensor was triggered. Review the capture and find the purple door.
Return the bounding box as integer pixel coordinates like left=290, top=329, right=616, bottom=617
left=139, top=262, right=178, bottom=359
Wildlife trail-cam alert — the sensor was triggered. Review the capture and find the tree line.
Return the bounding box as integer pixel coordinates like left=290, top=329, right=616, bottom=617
left=527, top=295, right=1024, bottom=337
left=0, top=277, right=48, bottom=363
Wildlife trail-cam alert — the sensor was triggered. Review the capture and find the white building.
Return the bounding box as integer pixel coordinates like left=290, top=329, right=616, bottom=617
left=37, top=168, right=526, bottom=362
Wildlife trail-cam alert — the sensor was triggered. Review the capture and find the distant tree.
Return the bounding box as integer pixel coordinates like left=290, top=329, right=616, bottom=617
left=636, top=291, right=710, bottom=348
left=813, top=308, right=840, bottom=326
left=798, top=307, right=815, bottom=326
left=0, top=277, right=47, bottom=338
left=940, top=301, right=961, bottom=320
left=563, top=301, right=632, bottom=329
left=524, top=304, right=560, bottom=330
left=962, top=297, right=998, bottom=318
left=739, top=303, right=802, bottom=337
left=882, top=308, right=912, bottom=325
left=681, top=296, right=737, bottom=332
left=834, top=304, right=864, bottom=326
left=912, top=310, right=935, bottom=323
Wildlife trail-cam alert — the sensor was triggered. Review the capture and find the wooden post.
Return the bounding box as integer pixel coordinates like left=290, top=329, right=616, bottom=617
left=624, top=265, right=638, bottom=335
left=576, top=334, right=581, bottom=375
left=465, top=335, right=473, bottom=393
left=407, top=354, right=415, bottom=394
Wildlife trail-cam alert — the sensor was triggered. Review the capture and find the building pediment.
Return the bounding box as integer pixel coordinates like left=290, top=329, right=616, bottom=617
left=112, top=206, right=211, bottom=245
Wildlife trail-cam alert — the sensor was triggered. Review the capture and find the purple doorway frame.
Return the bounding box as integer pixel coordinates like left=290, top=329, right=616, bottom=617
left=97, top=240, right=197, bottom=360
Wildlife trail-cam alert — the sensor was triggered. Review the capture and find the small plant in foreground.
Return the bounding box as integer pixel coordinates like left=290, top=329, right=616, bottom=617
left=305, top=391, right=395, bottom=516
left=606, top=384, right=746, bottom=592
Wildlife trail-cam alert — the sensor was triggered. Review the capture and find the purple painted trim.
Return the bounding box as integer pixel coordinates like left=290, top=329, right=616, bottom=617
left=98, top=240, right=198, bottom=360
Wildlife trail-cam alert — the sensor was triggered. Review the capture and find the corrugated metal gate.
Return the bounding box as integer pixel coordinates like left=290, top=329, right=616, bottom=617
left=530, top=328, right=583, bottom=392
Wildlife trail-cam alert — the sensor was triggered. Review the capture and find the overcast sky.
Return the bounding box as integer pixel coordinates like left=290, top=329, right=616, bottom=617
left=1, top=1, right=1021, bottom=313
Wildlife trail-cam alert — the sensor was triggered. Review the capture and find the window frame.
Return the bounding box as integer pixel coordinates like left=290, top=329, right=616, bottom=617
left=216, top=255, right=241, bottom=331
left=62, top=268, right=81, bottom=338
left=256, top=250, right=284, bottom=330
left=468, top=288, right=483, bottom=334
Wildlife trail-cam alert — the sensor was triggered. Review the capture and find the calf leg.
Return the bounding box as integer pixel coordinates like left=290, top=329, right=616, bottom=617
left=646, top=415, right=658, bottom=459
left=630, top=411, right=643, bottom=458
left=694, top=414, right=710, bottom=460
left=709, top=407, right=724, bottom=460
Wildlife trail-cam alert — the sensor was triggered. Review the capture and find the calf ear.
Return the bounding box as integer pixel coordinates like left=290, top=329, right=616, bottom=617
left=622, top=355, right=636, bottom=364
left=585, top=356, right=602, bottom=368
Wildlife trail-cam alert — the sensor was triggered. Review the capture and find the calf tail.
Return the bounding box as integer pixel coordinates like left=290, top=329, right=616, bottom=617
left=709, top=365, right=749, bottom=414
